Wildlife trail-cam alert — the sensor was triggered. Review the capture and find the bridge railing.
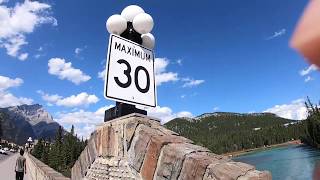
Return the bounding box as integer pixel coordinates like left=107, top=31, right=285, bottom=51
left=25, top=152, right=70, bottom=180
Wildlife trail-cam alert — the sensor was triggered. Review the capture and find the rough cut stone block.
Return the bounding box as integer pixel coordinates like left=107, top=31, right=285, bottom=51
left=125, top=121, right=140, bottom=149
left=178, top=152, right=222, bottom=180
left=128, top=124, right=163, bottom=172
left=100, top=125, right=117, bottom=157
left=71, top=163, right=80, bottom=180
left=87, top=138, right=97, bottom=165
left=79, top=148, right=90, bottom=176
left=70, top=115, right=271, bottom=180
left=203, top=161, right=255, bottom=180
left=95, top=128, right=102, bottom=155
left=238, top=170, right=272, bottom=180
left=154, top=143, right=209, bottom=180
left=140, top=135, right=192, bottom=180
left=115, top=123, right=125, bottom=157
left=154, top=125, right=180, bottom=136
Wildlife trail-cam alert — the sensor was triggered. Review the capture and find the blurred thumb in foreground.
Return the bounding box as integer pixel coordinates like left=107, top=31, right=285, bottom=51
left=291, top=0, right=320, bottom=68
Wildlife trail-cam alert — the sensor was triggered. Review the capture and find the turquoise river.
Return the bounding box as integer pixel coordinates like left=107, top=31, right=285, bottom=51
left=233, top=144, right=320, bottom=180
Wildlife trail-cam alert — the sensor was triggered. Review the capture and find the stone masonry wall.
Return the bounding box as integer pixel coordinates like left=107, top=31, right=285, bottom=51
left=25, top=152, right=70, bottom=180
left=71, top=113, right=272, bottom=180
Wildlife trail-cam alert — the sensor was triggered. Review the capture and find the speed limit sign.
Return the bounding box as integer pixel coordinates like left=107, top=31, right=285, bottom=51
left=104, top=34, right=157, bottom=107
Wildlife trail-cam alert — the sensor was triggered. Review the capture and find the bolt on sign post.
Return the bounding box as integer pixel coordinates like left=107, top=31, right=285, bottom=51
left=103, top=5, right=157, bottom=121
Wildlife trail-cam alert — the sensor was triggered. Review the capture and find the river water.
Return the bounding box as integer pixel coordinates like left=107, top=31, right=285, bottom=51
left=233, top=144, right=320, bottom=180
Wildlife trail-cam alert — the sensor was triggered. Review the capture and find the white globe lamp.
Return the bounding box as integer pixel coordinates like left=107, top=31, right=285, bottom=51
left=106, top=14, right=127, bottom=35
left=121, top=5, right=144, bottom=22
left=141, top=33, right=155, bottom=49
left=132, top=13, right=154, bottom=34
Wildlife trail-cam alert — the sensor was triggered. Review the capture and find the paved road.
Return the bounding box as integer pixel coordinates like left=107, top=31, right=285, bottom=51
left=0, top=153, right=30, bottom=180
left=0, top=152, right=13, bottom=162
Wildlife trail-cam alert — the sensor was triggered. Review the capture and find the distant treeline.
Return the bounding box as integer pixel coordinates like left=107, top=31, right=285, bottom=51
left=31, top=125, right=86, bottom=177
left=165, top=113, right=306, bottom=154
left=303, top=98, right=320, bottom=148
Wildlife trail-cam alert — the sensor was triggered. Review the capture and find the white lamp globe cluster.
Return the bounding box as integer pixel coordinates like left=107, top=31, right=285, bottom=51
left=106, top=5, right=155, bottom=49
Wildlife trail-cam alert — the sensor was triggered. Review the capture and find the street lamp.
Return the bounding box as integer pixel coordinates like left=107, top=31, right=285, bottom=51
left=104, top=5, right=156, bottom=121
left=106, top=5, right=155, bottom=48
left=121, top=5, right=145, bottom=22
left=106, top=14, right=127, bottom=35
left=141, top=33, right=155, bottom=49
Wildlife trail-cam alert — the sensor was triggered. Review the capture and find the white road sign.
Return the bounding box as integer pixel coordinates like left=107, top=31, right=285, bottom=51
left=104, top=34, right=157, bottom=107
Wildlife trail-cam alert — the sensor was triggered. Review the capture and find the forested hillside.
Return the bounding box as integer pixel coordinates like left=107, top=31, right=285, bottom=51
left=32, top=125, right=87, bottom=177
left=304, top=99, right=320, bottom=148
left=165, top=112, right=305, bottom=154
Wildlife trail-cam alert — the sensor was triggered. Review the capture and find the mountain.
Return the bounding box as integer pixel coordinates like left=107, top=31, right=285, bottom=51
left=164, top=112, right=305, bottom=154
left=0, top=104, right=61, bottom=145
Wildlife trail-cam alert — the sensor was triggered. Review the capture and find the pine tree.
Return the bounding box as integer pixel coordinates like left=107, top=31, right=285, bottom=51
left=305, top=97, right=320, bottom=147
left=41, top=142, right=49, bottom=164
left=32, top=139, right=44, bottom=159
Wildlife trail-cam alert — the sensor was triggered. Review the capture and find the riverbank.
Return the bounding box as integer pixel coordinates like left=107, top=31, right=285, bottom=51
left=223, top=140, right=302, bottom=157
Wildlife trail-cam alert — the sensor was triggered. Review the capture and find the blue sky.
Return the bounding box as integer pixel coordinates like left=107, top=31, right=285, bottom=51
left=0, top=0, right=319, bottom=138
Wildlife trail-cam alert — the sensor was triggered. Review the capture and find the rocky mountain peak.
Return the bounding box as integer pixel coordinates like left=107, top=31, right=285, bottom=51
left=0, top=104, right=60, bottom=145
left=8, top=104, right=54, bottom=126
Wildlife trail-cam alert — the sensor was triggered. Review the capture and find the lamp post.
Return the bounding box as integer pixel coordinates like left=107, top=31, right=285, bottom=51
left=104, top=5, right=155, bottom=121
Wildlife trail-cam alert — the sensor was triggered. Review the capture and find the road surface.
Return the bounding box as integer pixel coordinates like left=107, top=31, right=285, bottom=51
left=0, top=153, right=30, bottom=180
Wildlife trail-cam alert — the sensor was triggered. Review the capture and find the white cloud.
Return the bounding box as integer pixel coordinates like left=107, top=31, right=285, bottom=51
left=0, top=91, right=33, bottom=107
left=0, top=75, right=23, bottom=91
left=299, top=64, right=318, bottom=82
left=54, top=105, right=114, bottom=138
left=38, top=91, right=99, bottom=107
left=177, top=111, right=193, bottom=118
left=48, top=58, right=91, bottom=85
left=74, top=46, right=87, bottom=59
left=182, top=78, right=205, bottom=88
left=34, top=46, right=44, bottom=58
left=34, top=54, right=41, bottom=59
left=267, top=28, right=286, bottom=40
left=37, top=90, right=62, bottom=103
left=264, top=99, right=307, bottom=120
left=304, top=76, right=313, bottom=82
left=74, top=124, right=96, bottom=139
left=213, top=107, right=219, bottom=111
left=75, top=48, right=82, bottom=55
left=0, top=75, right=33, bottom=107
left=155, top=58, right=179, bottom=86
left=176, top=59, right=182, bottom=66
left=0, top=0, right=57, bottom=60
left=156, top=72, right=179, bottom=86
left=146, top=105, right=193, bottom=124
left=57, top=93, right=99, bottom=107
left=18, top=53, right=28, bottom=61
left=98, top=69, right=105, bottom=80
left=154, top=58, right=169, bottom=74
left=0, top=0, right=8, bottom=4
left=300, top=64, right=318, bottom=76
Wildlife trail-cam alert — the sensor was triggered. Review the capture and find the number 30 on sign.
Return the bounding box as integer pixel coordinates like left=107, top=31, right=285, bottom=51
left=104, top=34, right=157, bottom=107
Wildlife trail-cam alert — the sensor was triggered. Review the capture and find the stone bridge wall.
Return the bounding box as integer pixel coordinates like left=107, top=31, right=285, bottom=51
left=25, top=152, right=70, bottom=180
left=71, top=113, right=272, bottom=180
